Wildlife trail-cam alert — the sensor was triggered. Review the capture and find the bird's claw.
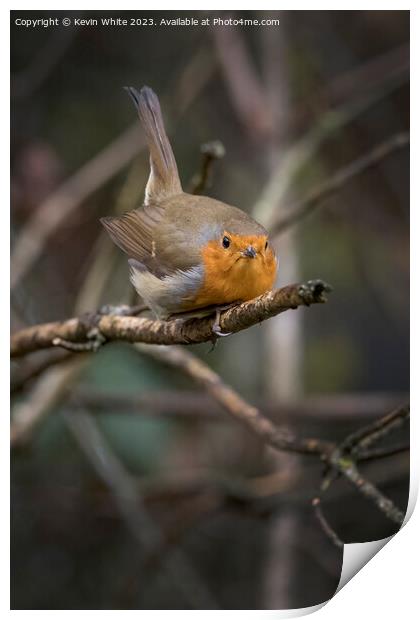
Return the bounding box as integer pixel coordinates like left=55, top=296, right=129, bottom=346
left=52, top=327, right=106, bottom=353
left=207, top=307, right=233, bottom=351
left=211, top=324, right=232, bottom=338
left=212, top=307, right=232, bottom=337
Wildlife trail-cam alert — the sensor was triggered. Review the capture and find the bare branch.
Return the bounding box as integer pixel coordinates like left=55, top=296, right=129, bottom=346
left=271, top=133, right=409, bottom=236
left=136, top=344, right=408, bottom=527
left=11, top=356, right=89, bottom=445
left=320, top=44, right=409, bottom=108
left=324, top=404, right=409, bottom=526
left=68, top=388, right=407, bottom=423
left=329, top=449, right=405, bottom=525
left=11, top=349, right=72, bottom=394
left=188, top=141, right=226, bottom=195
left=312, top=498, right=344, bottom=549
left=253, top=83, right=408, bottom=227
left=11, top=320, right=408, bottom=531
left=136, top=343, right=335, bottom=457
left=211, top=22, right=274, bottom=143
left=357, top=443, right=410, bottom=462
left=341, top=404, right=410, bottom=455
left=10, top=279, right=332, bottom=358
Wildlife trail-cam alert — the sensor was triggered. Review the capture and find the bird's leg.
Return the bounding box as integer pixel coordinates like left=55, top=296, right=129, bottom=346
left=169, top=303, right=237, bottom=350
left=211, top=303, right=236, bottom=338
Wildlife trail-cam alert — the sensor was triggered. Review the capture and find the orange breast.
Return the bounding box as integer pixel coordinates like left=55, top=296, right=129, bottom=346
left=186, top=235, right=277, bottom=310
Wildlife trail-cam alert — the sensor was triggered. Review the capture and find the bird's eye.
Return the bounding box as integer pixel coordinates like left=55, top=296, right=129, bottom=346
left=265, top=240, right=268, bottom=250
left=222, top=236, right=230, bottom=249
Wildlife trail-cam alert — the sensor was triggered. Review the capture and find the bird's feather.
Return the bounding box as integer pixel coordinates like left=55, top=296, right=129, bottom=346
left=101, top=204, right=168, bottom=277
left=125, top=86, right=182, bottom=204
left=128, top=258, right=204, bottom=318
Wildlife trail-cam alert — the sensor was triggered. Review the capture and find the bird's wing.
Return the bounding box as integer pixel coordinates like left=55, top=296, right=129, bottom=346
left=101, top=203, right=202, bottom=277
left=101, top=205, right=167, bottom=276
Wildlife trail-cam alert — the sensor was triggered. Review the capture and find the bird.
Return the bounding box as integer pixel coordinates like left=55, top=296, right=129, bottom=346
left=101, top=86, right=278, bottom=336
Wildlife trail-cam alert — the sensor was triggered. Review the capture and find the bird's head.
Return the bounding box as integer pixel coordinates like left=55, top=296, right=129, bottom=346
left=198, top=229, right=278, bottom=303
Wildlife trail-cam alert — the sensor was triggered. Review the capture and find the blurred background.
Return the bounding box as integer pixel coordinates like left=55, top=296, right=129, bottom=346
left=11, top=10, right=409, bottom=610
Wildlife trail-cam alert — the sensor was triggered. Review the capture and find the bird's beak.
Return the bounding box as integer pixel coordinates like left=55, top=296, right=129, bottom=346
left=242, top=245, right=257, bottom=259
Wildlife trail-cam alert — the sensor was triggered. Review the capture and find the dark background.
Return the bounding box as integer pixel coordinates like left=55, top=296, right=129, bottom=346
left=11, top=10, right=409, bottom=610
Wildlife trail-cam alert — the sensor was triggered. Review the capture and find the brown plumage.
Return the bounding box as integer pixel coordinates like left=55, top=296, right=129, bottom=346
left=101, top=86, right=278, bottom=328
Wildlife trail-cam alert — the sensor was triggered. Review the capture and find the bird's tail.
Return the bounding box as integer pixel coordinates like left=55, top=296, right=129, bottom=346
left=125, top=85, right=182, bottom=204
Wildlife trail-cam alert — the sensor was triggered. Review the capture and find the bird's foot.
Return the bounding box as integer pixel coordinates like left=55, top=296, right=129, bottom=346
left=53, top=327, right=106, bottom=353
left=212, top=304, right=235, bottom=337
left=208, top=304, right=236, bottom=350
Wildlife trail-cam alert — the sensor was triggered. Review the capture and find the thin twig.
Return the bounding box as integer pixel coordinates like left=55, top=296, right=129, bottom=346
left=289, top=44, right=408, bottom=133
left=313, top=407, right=409, bottom=531
left=252, top=80, right=408, bottom=227
left=340, top=404, right=409, bottom=455
left=325, top=404, right=409, bottom=525
left=271, top=133, right=409, bottom=236
left=212, top=23, right=274, bottom=143
left=188, top=141, right=226, bottom=195
left=312, top=498, right=344, bottom=549
left=11, top=349, right=72, bottom=394
left=328, top=449, right=405, bottom=525
left=312, top=469, right=342, bottom=549
left=11, top=356, right=89, bottom=445
left=357, top=443, right=410, bottom=462
left=319, top=44, right=409, bottom=108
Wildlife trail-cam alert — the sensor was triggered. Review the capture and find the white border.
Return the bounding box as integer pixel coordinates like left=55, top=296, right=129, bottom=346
left=5, top=3, right=416, bottom=617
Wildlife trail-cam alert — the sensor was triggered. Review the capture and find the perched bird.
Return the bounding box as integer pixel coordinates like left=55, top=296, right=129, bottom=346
left=101, top=86, right=278, bottom=335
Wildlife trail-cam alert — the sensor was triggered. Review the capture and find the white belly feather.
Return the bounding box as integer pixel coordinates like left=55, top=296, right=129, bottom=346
left=129, top=259, right=204, bottom=319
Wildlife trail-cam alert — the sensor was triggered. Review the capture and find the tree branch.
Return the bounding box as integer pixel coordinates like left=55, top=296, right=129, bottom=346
left=188, top=140, right=226, bottom=195
left=356, top=443, right=409, bottom=462
left=136, top=343, right=335, bottom=458
left=11, top=356, right=89, bottom=445
left=341, top=404, right=409, bottom=455
left=67, top=388, right=408, bottom=423
left=329, top=449, right=405, bottom=525
left=135, top=344, right=408, bottom=528
left=10, top=279, right=332, bottom=358
left=11, top=349, right=73, bottom=394
left=315, top=405, right=409, bottom=530
left=312, top=497, right=344, bottom=549
left=252, top=83, right=408, bottom=227
left=271, top=132, right=409, bottom=236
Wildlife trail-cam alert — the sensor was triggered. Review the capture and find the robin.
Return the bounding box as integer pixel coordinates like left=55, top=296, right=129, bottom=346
left=101, top=86, right=278, bottom=336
